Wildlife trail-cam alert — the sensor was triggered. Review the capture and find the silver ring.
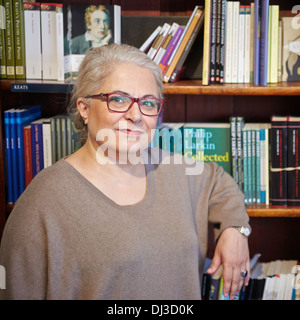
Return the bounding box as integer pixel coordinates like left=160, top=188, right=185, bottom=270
left=240, top=269, right=248, bottom=278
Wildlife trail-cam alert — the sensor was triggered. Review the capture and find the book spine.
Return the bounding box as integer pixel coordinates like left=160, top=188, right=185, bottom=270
left=139, top=25, right=162, bottom=53
left=4, top=110, right=13, bottom=203
left=31, top=121, right=44, bottom=177
left=259, top=128, right=266, bottom=203
left=287, top=117, right=300, bottom=206
left=23, top=125, right=32, bottom=187
left=56, top=3, right=64, bottom=81
left=202, top=0, right=211, bottom=85
left=236, top=116, right=244, bottom=191
left=219, top=0, right=225, bottom=84
left=247, top=129, right=253, bottom=204
left=230, top=116, right=238, bottom=182
left=224, top=1, right=233, bottom=83
left=4, top=0, right=15, bottom=79
left=244, top=5, right=251, bottom=83
left=231, top=1, right=240, bottom=83
left=10, top=110, right=18, bottom=201
left=238, top=6, right=245, bottom=83
left=158, top=26, right=184, bottom=74
left=170, top=12, right=204, bottom=83
left=269, top=5, right=279, bottom=84
left=147, top=23, right=170, bottom=60
left=0, top=0, right=7, bottom=78
left=42, top=120, right=52, bottom=168
left=13, top=0, right=25, bottom=79
left=271, top=117, right=288, bottom=206
left=255, top=129, right=261, bottom=204
left=259, top=0, right=269, bottom=86
left=163, top=6, right=202, bottom=83
left=251, top=129, right=256, bottom=203
left=50, top=117, right=57, bottom=163
left=209, top=0, right=217, bottom=84
left=253, top=0, right=260, bottom=85
left=153, top=23, right=178, bottom=65
left=215, top=0, right=222, bottom=84
left=242, top=130, right=249, bottom=205
left=41, top=3, right=58, bottom=80
left=24, top=2, right=42, bottom=79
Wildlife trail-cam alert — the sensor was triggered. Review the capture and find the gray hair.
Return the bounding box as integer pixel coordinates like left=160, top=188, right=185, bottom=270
left=68, top=43, right=164, bottom=142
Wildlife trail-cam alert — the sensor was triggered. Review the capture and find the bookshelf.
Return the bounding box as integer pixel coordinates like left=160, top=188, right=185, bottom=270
left=1, top=0, right=300, bottom=262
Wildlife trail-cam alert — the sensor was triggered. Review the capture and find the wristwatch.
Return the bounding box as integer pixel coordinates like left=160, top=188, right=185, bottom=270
left=232, top=226, right=251, bottom=238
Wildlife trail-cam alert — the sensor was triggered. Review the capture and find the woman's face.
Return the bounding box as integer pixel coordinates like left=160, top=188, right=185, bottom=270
left=78, top=62, right=160, bottom=162
left=88, top=10, right=109, bottom=40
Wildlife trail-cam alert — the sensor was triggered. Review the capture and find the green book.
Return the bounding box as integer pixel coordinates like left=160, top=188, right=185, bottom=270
left=183, top=123, right=232, bottom=175
left=0, top=0, right=6, bottom=78
left=4, top=0, right=15, bottom=79
left=13, top=0, right=25, bottom=79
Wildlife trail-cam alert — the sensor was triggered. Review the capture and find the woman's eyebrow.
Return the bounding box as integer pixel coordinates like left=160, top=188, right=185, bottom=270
left=110, top=90, right=157, bottom=98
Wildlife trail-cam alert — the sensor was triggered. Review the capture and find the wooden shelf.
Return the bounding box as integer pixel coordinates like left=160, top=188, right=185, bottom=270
left=246, top=204, right=300, bottom=217
left=1, top=79, right=300, bottom=95
left=163, top=80, right=300, bottom=95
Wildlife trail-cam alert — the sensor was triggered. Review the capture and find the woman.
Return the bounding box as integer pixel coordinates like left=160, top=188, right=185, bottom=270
left=0, top=44, right=250, bottom=300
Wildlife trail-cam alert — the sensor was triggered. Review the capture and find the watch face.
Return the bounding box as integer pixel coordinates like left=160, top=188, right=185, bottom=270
left=242, top=227, right=251, bottom=237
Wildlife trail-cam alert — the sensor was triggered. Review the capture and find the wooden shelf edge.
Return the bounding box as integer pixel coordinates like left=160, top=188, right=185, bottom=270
left=246, top=204, right=300, bottom=217
left=1, top=79, right=300, bottom=95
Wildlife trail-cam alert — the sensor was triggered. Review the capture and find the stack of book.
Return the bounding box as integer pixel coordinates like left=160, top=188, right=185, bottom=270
left=202, top=0, right=300, bottom=85
left=202, top=254, right=300, bottom=300
left=0, top=1, right=121, bottom=80
left=139, top=5, right=205, bottom=83
left=152, top=116, right=300, bottom=208
left=4, top=106, right=82, bottom=203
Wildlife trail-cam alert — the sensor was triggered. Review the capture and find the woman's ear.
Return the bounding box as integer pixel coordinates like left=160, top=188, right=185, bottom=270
left=77, top=98, right=89, bottom=125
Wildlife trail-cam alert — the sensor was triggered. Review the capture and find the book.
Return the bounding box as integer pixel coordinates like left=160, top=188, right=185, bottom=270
left=41, top=3, right=58, bottom=80
left=15, top=105, right=41, bottom=196
left=209, top=0, right=217, bottom=84
left=4, top=0, right=15, bottom=79
left=268, top=5, right=279, bottom=83
left=169, top=13, right=204, bottom=83
left=42, top=119, right=52, bottom=168
left=0, top=0, right=6, bottom=78
left=163, top=6, right=204, bottom=83
left=224, top=1, right=233, bottom=83
left=231, top=1, right=240, bottom=83
left=259, top=0, right=269, bottom=86
left=13, top=0, right=26, bottom=79
left=56, top=3, right=64, bottom=81
left=287, top=116, right=300, bottom=206
left=253, top=0, right=260, bottom=85
left=282, top=16, right=300, bottom=81
left=147, top=22, right=170, bottom=60
left=154, top=23, right=179, bottom=67
left=31, top=118, right=45, bottom=178
left=237, top=6, right=245, bottom=83
left=139, top=25, right=162, bottom=53
left=24, top=2, right=42, bottom=79
left=270, top=116, right=288, bottom=206
left=23, top=125, right=32, bottom=187
left=158, top=25, right=184, bottom=74
left=63, top=3, right=121, bottom=79
left=202, top=0, right=211, bottom=85
left=183, top=122, right=231, bottom=175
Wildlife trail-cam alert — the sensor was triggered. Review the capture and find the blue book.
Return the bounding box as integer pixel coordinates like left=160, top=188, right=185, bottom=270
left=253, top=0, right=260, bottom=85
left=4, top=108, right=15, bottom=203
left=31, top=119, right=45, bottom=178
left=259, top=0, right=269, bottom=86
left=16, top=106, right=41, bottom=195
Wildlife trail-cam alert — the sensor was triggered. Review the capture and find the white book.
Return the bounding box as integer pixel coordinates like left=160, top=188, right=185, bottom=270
left=42, top=119, right=52, bottom=168
left=153, top=23, right=179, bottom=65
left=147, top=23, right=171, bottom=60
left=140, top=26, right=162, bottom=53
left=41, top=3, right=57, bottom=80
left=114, top=5, right=121, bottom=44
left=244, top=6, right=251, bottom=83
left=56, top=4, right=64, bottom=81
left=269, top=5, right=279, bottom=83
left=24, top=3, right=42, bottom=79
left=238, top=6, right=245, bottom=83
left=231, top=1, right=240, bottom=83
left=224, top=1, right=233, bottom=83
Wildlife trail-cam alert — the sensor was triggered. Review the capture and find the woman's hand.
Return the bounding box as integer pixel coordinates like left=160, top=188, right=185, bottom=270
left=206, top=227, right=250, bottom=299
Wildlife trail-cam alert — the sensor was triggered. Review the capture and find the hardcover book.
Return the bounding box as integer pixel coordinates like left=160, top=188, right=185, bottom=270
left=271, top=116, right=288, bottom=206
left=63, top=3, right=121, bottom=79
left=0, top=0, right=6, bottom=78
left=4, top=0, right=15, bottom=79
left=183, top=123, right=232, bottom=175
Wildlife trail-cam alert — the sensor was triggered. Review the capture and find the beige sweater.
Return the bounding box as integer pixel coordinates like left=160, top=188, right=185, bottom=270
left=0, top=149, right=249, bottom=299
